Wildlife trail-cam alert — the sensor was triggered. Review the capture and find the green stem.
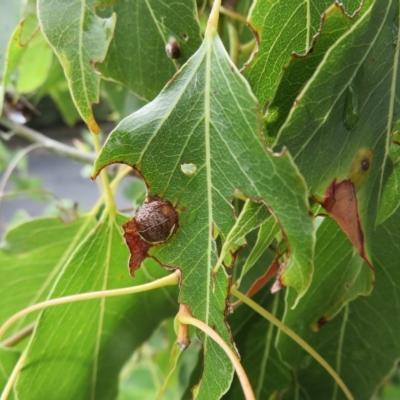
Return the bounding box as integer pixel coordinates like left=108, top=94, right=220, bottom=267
left=0, top=271, right=180, bottom=341
left=227, top=20, right=240, bottom=66
left=206, top=0, right=222, bottom=37
left=220, top=6, right=247, bottom=23
left=178, top=311, right=255, bottom=400
left=91, top=132, right=117, bottom=218
left=230, top=287, right=354, bottom=400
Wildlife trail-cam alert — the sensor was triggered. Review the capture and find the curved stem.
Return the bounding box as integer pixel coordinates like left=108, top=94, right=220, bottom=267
left=0, top=350, right=27, bottom=400
left=231, top=287, right=354, bottom=400
left=178, top=311, right=255, bottom=400
left=0, top=271, right=180, bottom=341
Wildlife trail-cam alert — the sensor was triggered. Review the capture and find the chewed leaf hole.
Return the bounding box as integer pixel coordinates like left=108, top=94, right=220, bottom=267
left=181, top=163, right=197, bottom=176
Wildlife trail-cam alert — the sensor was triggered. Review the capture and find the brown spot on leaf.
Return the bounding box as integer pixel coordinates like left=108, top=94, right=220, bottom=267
left=316, top=316, right=329, bottom=330
left=322, top=179, right=367, bottom=261
left=349, top=148, right=372, bottom=188
left=122, top=199, right=178, bottom=276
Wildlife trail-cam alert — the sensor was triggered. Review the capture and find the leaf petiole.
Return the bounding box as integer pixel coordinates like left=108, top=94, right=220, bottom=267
left=177, top=310, right=255, bottom=400
left=91, top=132, right=117, bottom=218
left=230, top=287, right=355, bottom=400
left=0, top=271, right=180, bottom=341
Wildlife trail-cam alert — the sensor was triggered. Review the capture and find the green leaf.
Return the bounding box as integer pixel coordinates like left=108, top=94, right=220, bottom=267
left=281, top=216, right=372, bottom=341
left=93, top=15, right=314, bottom=398
left=275, top=0, right=399, bottom=265
left=377, top=160, right=400, bottom=225
left=0, top=0, right=23, bottom=110
left=277, top=206, right=400, bottom=399
left=37, top=0, right=116, bottom=133
left=15, top=215, right=178, bottom=400
left=243, top=0, right=361, bottom=107
left=225, top=290, right=290, bottom=399
left=101, top=80, right=147, bottom=121
left=221, top=200, right=270, bottom=259
left=0, top=216, right=94, bottom=334
left=98, top=0, right=202, bottom=101
left=16, top=29, right=53, bottom=93
left=0, top=346, right=20, bottom=400
left=265, top=3, right=365, bottom=142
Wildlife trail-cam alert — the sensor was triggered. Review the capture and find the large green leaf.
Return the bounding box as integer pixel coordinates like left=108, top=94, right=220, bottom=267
left=243, top=0, right=361, bottom=107
left=93, top=12, right=314, bottom=398
left=14, top=214, right=178, bottom=400
left=98, top=0, right=202, bottom=101
left=275, top=0, right=399, bottom=265
left=0, top=216, right=94, bottom=334
left=37, top=0, right=116, bottom=133
left=277, top=206, right=400, bottom=399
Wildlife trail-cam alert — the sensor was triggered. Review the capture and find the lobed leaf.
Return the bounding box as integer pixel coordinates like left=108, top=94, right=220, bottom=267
left=275, top=0, right=400, bottom=265
left=264, top=2, right=366, bottom=142
left=94, top=14, right=314, bottom=398
left=243, top=0, right=362, bottom=107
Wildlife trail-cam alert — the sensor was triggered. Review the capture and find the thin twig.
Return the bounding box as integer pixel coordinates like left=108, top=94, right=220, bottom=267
left=0, top=271, right=180, bottom=341
left=0, top=116, right=96, bottom=165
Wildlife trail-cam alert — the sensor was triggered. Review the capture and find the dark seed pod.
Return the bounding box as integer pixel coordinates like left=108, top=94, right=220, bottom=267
left=165, top=40, right=181, bottom=59
left=135, top=200, right=178, bottom=244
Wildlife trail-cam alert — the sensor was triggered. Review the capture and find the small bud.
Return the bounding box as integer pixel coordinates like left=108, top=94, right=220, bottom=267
left=165, top=40, right=181, bottom=59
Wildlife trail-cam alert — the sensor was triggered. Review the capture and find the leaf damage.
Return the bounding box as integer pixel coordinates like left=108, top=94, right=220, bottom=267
left=122, top=198, right=179, bottom=276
